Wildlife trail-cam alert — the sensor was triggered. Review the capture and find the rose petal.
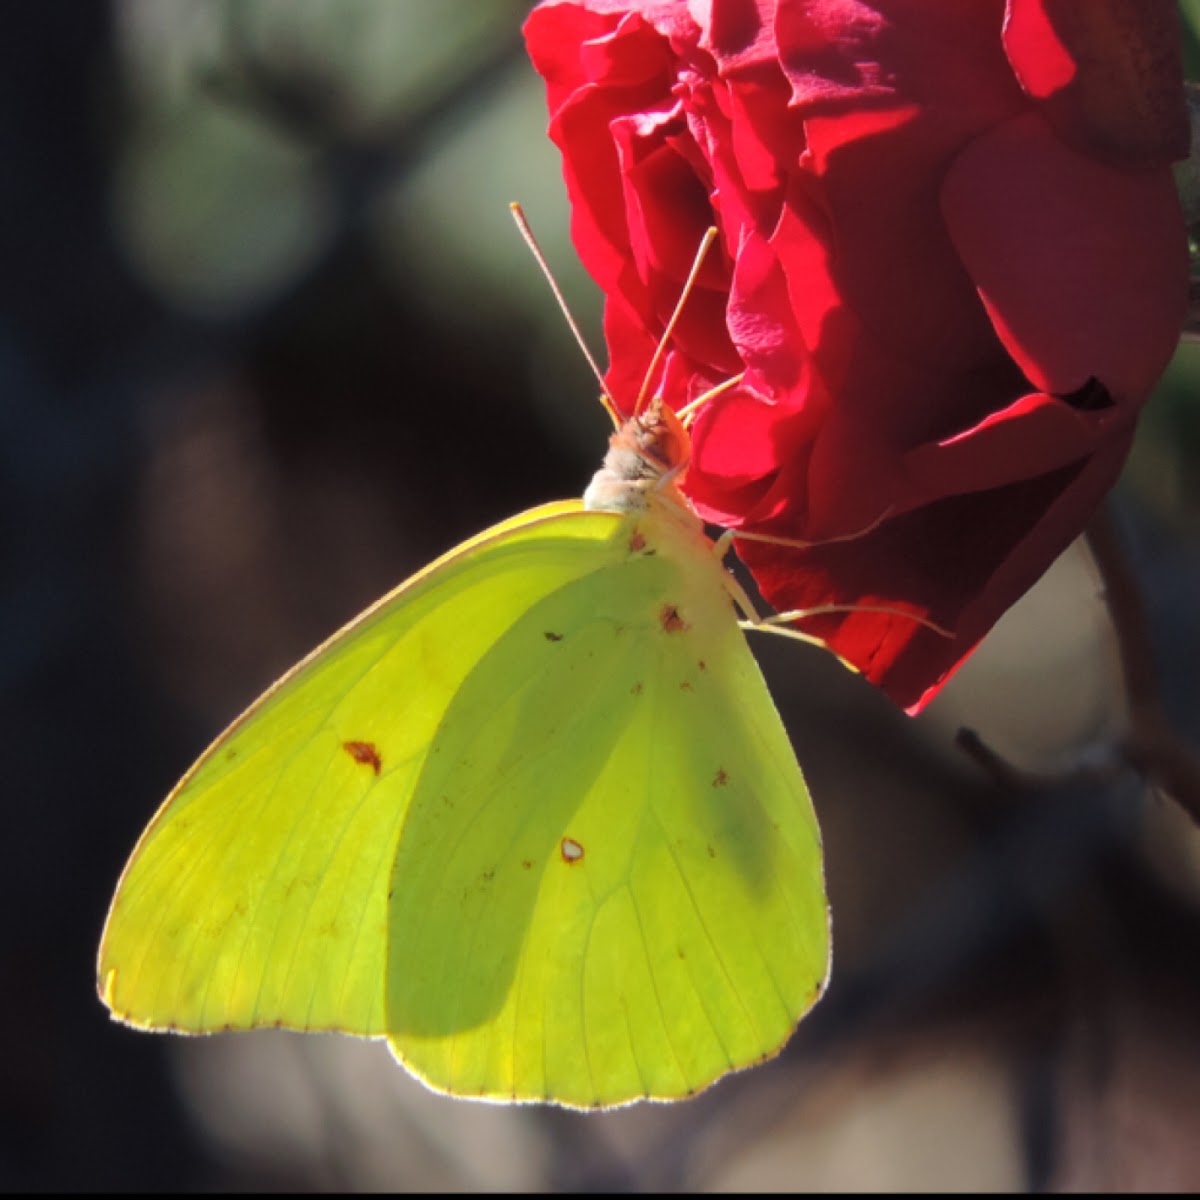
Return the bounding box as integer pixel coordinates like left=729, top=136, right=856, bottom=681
left=527, top=0, right=1188, bottom=711
left=942, top=110, right=1187, bottom=400
left=1003, top=0, right=1189, bottom=167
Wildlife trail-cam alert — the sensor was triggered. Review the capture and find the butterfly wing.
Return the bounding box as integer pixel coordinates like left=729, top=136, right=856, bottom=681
left=98, top=501, right=626, bottom=1037
left=99, top=499, right=828, bottom=1109
left=383, top=507, right=828, bottom=1107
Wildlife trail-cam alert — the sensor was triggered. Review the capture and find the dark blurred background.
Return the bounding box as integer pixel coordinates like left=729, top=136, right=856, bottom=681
left=5, top=1, right=1200, bottom=1190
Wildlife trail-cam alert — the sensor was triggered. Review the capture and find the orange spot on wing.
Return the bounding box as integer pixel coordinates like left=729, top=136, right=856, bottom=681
left=343, top=740, right=382, bottom=776
left=660, top=604, right=688, bottom=632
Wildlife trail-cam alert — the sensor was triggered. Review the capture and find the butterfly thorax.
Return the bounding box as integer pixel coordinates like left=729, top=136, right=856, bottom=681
left=583, top=397, right=694, bottom=525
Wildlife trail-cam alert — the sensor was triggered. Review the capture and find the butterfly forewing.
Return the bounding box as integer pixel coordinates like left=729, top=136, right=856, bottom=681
left=99, top=504, right=628, bottom=1036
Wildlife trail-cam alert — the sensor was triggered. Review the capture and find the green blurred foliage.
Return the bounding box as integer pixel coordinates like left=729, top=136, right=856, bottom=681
left=111, top=0, right=603, bottom=439
left=1181, top=0, right=1200, bottom=76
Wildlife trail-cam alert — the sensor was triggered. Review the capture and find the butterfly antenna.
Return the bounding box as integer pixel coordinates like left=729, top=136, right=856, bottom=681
left=510, top=203, right=620, bottom=429
left=634, top=227, right=719, bottom=417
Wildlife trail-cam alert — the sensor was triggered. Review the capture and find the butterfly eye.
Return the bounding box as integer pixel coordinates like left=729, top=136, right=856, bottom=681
left=654, top=400, right=691, bottom=474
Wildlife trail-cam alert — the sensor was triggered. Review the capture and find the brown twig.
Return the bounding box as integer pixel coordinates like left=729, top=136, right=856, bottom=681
left=954, top=727, right=1053, bottom=791
left=954, top=727, right=1122, bottom=794
left=955, top=504, right=1200, bottom=826
left=1086, top=504, right=1200, bottom=826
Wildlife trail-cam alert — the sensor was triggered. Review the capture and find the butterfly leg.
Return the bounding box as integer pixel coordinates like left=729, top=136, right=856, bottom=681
left=709, top=527, right=951, bottom=641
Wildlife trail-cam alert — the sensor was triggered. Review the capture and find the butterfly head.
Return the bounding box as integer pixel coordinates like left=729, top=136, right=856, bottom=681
left=582, top=396, right=692, bottom=515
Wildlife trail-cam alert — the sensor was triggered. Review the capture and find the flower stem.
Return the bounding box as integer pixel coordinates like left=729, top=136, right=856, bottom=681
left=1085, top=503, right=1200, bottom=826
left=956, top=503, right=1200, bottom=828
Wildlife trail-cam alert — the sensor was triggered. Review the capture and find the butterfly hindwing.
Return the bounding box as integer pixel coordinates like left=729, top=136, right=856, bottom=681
left=384, top=507, right=828, bottom=1107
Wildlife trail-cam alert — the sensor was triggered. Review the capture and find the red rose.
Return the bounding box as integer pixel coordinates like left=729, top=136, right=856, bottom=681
left=525, top=0, right=1189, bottom=711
